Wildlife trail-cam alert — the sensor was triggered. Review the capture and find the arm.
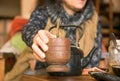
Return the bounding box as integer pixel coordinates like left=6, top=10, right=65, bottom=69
left=22, top=7, right=48, bottom=47
left=22, top=7, right=56, bottom=61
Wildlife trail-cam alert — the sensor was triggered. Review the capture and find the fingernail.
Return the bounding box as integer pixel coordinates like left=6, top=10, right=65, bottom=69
left=43, top=36, right=48, bottom=43
left=44, top=45, right=48, bottom=51
left=41, top=53, right=45, bottom=58
left=44, top=38, right=48, bottom=43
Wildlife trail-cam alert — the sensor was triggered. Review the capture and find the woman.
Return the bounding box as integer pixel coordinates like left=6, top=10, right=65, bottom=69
left=22, top=0, right=102, bottom=74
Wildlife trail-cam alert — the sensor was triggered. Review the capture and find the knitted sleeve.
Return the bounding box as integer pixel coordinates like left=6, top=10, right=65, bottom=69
left=22, top=7, right=48, bottom=47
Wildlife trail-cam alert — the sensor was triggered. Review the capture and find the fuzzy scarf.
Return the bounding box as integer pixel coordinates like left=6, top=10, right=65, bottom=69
left=45, top=0, right=98, bottom=56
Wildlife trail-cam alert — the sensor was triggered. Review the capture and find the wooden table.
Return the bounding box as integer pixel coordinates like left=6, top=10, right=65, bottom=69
left=22, top=75, right=96, bottom=81
left=22, top=70, right=96, bottom=81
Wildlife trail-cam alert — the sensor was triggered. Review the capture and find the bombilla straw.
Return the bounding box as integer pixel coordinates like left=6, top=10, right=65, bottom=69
left=56, top=18, right=60, bottom=38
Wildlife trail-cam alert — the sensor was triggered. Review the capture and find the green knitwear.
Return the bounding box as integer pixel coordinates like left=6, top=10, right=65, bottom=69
left=10, top=32, right=27, bottom=53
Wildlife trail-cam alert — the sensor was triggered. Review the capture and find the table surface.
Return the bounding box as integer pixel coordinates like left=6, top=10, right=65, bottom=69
left=22, top=75, right=96, bottom=81
left=22, top=70, right=96, bottom=81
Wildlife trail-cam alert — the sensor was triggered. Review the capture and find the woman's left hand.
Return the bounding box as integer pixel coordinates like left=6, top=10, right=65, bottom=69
left=82, top=67, right=106, bottom=75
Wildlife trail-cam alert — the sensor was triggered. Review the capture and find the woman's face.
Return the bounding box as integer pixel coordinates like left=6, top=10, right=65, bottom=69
left=62, top=0, right=87, bottom=14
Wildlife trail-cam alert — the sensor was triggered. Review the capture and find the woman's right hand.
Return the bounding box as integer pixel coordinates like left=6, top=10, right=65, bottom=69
left=32, top=30, right=56, bottom=62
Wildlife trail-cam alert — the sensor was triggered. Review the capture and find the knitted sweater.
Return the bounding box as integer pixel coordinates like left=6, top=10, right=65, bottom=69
left=22, top=1, right=102, bottom=68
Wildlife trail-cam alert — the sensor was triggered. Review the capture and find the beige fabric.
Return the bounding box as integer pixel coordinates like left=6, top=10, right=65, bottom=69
left=45, top=18, right=66, bottom=38
left=79, top=11, right=98, bottom=57
left=4, top=47, right=35, bottom=81
left=45, top=11, right=98, bottom=57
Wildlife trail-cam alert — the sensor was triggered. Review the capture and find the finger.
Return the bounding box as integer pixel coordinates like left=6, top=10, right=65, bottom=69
left=32, top=43, right=45, bottom=58
left=38, top=30, right=56, bottom=43
left=33, top=52, right=45, bottom=62
left=38, top=30, right=49, bottom=43
left=36, top=36, right=48, bottom=51
left=93, top=67, right=106, bottom=72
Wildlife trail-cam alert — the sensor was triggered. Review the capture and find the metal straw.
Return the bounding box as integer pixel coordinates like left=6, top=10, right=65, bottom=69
left=56, top=18, right=60, bottom=38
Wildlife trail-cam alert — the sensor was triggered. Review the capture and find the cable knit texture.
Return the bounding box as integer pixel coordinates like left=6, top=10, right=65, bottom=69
left=22, top=0, right=102, bottom=68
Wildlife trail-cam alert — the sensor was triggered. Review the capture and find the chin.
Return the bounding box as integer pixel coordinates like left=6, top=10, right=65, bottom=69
left=76, top=1, right=86, bottom=9
left=74, top=6, right=84, bottom=11
left=75, top=4, right=85, bottom=9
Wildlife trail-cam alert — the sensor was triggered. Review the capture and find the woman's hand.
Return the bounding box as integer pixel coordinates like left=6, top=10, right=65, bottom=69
left=82, top=67, right=106, bottom=75
left=32, top=30, right=56, bottom=62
